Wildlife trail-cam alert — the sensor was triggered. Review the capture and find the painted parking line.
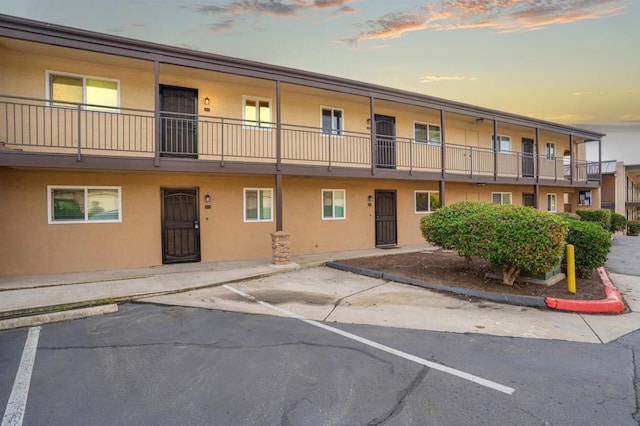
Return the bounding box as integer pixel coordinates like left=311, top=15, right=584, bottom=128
left=2, top=326, right=41, bottom=426
left=223, top=285, right=515, bottom=395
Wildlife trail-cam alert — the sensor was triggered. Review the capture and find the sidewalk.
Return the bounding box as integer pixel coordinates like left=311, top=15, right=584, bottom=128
left=1, top=243, right=639, bottom=343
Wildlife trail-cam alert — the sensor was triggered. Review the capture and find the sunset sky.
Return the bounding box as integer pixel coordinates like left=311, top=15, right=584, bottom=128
left=1, top=0, right=639, bottom=133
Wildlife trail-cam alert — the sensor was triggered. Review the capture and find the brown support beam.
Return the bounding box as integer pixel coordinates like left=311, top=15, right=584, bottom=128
left=154, top=60, right=160, bottom=167
left=535, top=127, right=540, bottom=183
left=533, top=184, right=539, bottom=210
left=493, top=119, right=498, bottom=181
left=440, top=110, right=446, bottom=179
left=598, top=139, right=602, bottom=184
left=370, top=96, right=376, bottom=175
left=569, top=134, right=573, bottom=183
left=276, top=80, right=282, bottom=172
left=276, top=174, right=283, bottom=232
left=439, top=180, right=445, bottom=208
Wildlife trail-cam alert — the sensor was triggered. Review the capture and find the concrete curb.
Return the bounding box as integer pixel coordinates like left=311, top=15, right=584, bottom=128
left=0, top=304, right=119, bottom=330
left=545, top=267, right=626, bottom=314
left=327, top=262, right=548, bottom=308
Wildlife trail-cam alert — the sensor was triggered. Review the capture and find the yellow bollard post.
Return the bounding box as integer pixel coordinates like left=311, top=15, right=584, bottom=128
left=567, top=244, right=576, bottom=294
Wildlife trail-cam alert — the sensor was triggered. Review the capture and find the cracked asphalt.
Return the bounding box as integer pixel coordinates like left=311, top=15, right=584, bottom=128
left=1, top=303, right=638, bottom=425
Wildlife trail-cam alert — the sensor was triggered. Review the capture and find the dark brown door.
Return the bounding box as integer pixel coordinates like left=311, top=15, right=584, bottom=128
left=375, top=190, right=397, bottom=246
left=160, top=85, right=198, bottom=158
left=375, top=114, right=396, bottom=169
left=161, top=188, right=200, bottom=263
left=522, top=138, right=535, bottom=178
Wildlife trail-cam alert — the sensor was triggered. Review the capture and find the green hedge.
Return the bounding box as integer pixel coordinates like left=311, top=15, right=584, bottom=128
left=421, top=202, right=566, bottom=285
left=610, top=212, right=627, bottom=233
left=560, top=218, right=611, bottom=278
left=576, top=209, right=612, bottom=230
left=628, top=220, right=640, bottom=236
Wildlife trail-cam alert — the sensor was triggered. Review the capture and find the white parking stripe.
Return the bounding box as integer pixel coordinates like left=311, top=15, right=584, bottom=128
left=223, top=285, right=515, bottom=395
left=2, top=327, right=41, bottom=426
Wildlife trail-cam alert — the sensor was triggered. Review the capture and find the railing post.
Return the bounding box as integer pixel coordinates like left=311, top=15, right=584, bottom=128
left=516, top=152, right=520, bottom=181
left=535, top=127, right=540, bottom=183
left=409, top=138, right=413, bottom=175
left=440, top=110, right=446, bottom=179
left=154, top=60, right=160, bottom=167
left=370, top=96, right=375, bottom=176
left=220, top=118, right=225, bottom=167
left=469, top=146, right=473, bottom=178
left=276, top=80, right=282, bottom=171
left=76, top=104, right=82, bottom=161
left=493, top=119, right=498, bottom=181
left=328, top=131, right=332, bottom=172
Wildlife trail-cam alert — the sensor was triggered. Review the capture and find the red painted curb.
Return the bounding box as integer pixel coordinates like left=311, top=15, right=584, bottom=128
left=544, top=267, right=625, bottom=314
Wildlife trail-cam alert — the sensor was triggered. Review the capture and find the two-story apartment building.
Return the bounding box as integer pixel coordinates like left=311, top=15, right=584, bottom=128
left=0, top=14, right=604, bottom=276
left=601, top=161, right=640, bottom=221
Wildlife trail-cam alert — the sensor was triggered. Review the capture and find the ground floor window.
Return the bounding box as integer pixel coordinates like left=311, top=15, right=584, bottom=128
left=547, top=193, right=557, bottom=212
left=48, top=186, right=121, bottom=223
left=415, top=191, right=440, bottom=213
left=244, top=188, right=272, bottom=222
left=322, top=189, right=346, bottom=219
left=491, top=192, right=512, bottom=205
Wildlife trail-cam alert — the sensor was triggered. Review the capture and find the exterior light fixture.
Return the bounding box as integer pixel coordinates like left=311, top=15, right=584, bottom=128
left=366, top=118, right=371, bottom=130
left=367, top=195, right=373, bottom=203
left=204, top=194, right=211, bottom=203
left=204, top=97, right=210, bottom=106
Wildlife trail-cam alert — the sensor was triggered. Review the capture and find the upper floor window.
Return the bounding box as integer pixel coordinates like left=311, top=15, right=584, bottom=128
left=322, top=189, right=346, bottom=220
left=545, top=142, right=556, bottom=159
left=243, top=96, right=271, bottom=128
left=321, top=107, right=343, bottom=136
left=414, top=122, right=441, bottom=145
left=493, top=135, right=511, bottom=152
left=491, top=192, right=512, bottom=205
left=415, top=191, right=440, bottom=214
left=48, top=186, right=122, bottom=224
left=48, top=72, right=119, bottom=112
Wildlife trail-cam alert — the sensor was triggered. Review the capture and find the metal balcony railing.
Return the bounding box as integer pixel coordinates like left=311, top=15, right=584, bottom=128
left=0, top=95, right=600, bottom=183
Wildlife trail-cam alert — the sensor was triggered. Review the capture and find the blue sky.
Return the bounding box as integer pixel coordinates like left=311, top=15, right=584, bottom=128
left=1, top=0, right=639, bottom=129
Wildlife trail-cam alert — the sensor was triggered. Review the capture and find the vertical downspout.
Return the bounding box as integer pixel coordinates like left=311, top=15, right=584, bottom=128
left=154, top=60, right=160, bottom=167
left=370, top=96, right=376, bottom=175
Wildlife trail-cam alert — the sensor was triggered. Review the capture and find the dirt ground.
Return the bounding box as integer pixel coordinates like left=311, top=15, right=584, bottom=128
left=339, top=250, right=606, bottom=300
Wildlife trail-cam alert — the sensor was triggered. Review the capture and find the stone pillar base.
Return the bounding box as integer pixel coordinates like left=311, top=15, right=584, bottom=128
left=271, top=231, right=291, bottom=265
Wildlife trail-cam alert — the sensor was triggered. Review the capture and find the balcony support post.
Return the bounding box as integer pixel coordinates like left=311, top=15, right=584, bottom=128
left=598, top=139, right=602, bottom=184
left=439, top=180, right=445, bottom=208
left=493, top=119, right=498, bottom=181
left=569, top=134, right=573, bottom=184
left=154, top=60, right=160, bottom=167
left=370, top=97, right=375, bottom=175
left=76, top=104, right=82, bottom=161
left=220, top=118, right=225, bottom=167
left=440, top=110, right=446, bottom=179
left=533, top=184, right=539, bottom=210
left=469, top=146, right=473, bottom=179
left=535, top=127, right=540, bottom=183
left=276, top=80, right=282, bottom=172
left=276, top=173, right=283, bottom=232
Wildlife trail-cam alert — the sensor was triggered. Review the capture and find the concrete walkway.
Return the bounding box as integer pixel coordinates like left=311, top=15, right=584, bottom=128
left=1, top=240, right=639, bottom=344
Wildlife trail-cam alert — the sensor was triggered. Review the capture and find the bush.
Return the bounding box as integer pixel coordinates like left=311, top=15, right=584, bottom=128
left=555, top=212, right=580, bottom=221
left=559, top=218, right=611, bottom=278
left=421, top=202, right=566, bottom=285
left=576, top=208, right=612, bottom=231
left=628, top=220, right=640, bottom=236
left=610, top=212, right=627, bottom=233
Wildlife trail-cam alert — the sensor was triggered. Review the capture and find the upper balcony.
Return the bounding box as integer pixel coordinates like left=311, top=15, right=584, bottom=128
left=0, top=94, right=601, bottom=186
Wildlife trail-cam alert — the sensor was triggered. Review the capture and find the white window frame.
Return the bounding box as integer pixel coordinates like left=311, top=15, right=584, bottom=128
left=242, top=95, right=272, bottom=129
left=491, top=192, right=512, bottom=205
left=413, top=121, right=441, bottom=145
left=45, top=70, right=120, bottom=112
left=321, top=189, right=346, bottom=220
left=243, top=188, right=273, bottom=222
left=492, top=134, right=511, bottom=152
left=547, top=193, right=557, bottom=212
left=545, top=142, right=556, bottom=159
left=47, top=185, right=122, bottom=224
left=414, top=191, right=439, bottom=214
left=320, top=106, right=344, bottom=136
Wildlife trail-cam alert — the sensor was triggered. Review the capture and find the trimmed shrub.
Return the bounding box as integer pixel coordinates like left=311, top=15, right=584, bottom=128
left=628, top=220, right=640, bottom=236
left=559, top=218, right=611, bottom=278
left=576, top=208, right=612, bottom=230
left=555, top=212, right=580, bottom=221
left=610, top=212, right=627, bottom=233
left=421, top=202, right=566, bottom=285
